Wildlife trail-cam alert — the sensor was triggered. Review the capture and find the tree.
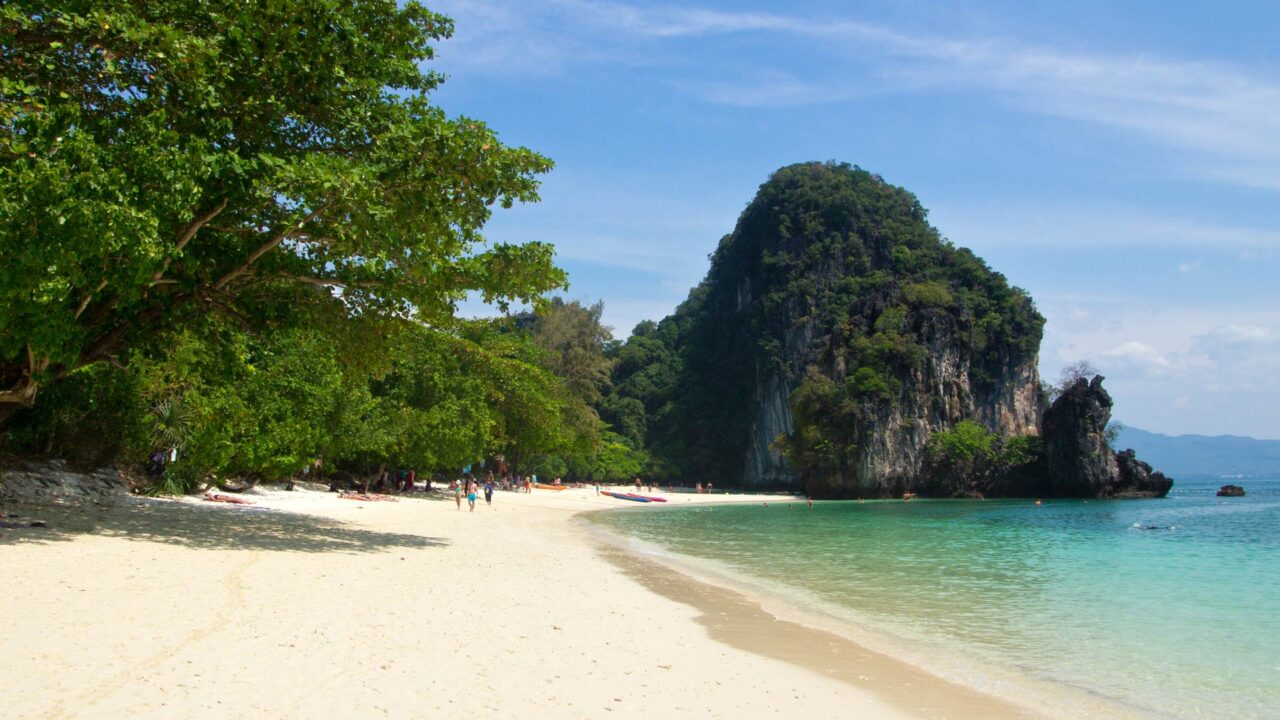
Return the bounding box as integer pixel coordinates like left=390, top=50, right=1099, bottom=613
left=530, top=299, right=615, bottom=407
left=0, top=1, right=565, bottom=420
left=925, top=420, right=997, bottom=479
left=1058, top=360, right=1099, bottom=389
left=1046, top=360, right=1100, bottom=403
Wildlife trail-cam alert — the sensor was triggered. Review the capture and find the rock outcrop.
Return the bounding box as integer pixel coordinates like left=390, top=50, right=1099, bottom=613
left=0, top=459, right=129, bottom=505
left=1112, top=449, right=1174, bottom=498
left=1217, top=484, right=1246, bottom=497
left=1034, top=377, right=1171, bottom=498
left=1038, top=376, right=1119, bottom=497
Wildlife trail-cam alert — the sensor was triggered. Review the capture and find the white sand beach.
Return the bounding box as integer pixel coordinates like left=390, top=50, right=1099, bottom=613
left=3, top=486, right=1039, bottom=719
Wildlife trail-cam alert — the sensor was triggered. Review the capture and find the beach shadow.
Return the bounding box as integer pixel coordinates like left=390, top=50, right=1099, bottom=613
left=0, top=499, right=449, bottom=555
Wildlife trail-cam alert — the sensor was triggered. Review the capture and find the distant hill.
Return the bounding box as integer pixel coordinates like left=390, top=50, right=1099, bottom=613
left=1115, top=426, right=1280, bottom=478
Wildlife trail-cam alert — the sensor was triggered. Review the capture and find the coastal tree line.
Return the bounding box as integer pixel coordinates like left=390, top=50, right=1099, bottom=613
left=0, top=1, right=646, bottom=491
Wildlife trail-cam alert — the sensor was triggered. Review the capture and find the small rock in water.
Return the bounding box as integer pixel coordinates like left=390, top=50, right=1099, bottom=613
left=1217, top=484, right=1245, bottom=497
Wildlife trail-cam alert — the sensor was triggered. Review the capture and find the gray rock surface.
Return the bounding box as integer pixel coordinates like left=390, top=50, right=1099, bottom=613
left=0, top=460, right=129, bottom=505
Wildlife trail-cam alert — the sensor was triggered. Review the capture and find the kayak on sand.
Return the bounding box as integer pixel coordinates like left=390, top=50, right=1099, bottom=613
left=625, top=493, right=667, bottom=503
left=601, top=490, right=651, bottom=503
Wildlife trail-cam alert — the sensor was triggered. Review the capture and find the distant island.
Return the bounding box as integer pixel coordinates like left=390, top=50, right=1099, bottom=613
left=1115, top=426, right=1280, bottom=478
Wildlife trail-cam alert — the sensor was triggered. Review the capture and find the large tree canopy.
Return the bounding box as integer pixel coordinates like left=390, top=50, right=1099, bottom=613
left=0, top=0, right=564, bottom=415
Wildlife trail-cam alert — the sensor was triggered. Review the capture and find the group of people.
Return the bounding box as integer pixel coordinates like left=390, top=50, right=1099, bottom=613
left=450, top=475, right=496, bottom=512
left=694, top=481, right=714, bottom=494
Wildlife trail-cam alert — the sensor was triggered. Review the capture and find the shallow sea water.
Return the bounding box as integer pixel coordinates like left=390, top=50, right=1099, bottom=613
left=598, top=477, right=1280, bottom=719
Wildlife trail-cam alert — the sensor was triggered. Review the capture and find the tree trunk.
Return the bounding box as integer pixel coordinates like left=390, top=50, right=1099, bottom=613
left=0, top=375, right=40, bottom=426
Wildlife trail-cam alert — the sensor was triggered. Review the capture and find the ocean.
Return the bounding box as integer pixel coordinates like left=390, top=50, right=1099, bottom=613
left=595, top=477, right=1280, bottom=719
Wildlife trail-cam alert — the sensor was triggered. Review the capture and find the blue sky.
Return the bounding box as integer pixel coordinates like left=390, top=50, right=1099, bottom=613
left=427, top=0, right=1280, bottom=439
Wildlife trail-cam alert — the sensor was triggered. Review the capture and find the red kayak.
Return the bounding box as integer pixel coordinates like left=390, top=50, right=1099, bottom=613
left=626, top=493, right=667, bottom=503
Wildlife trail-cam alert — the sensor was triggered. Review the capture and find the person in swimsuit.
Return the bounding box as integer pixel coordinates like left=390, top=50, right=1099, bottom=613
left=467, top=479, right=478, bottom=512
left=452, top=479, right=463, bottom=510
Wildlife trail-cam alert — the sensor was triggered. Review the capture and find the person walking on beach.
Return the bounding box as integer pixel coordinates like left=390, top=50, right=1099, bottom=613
left=483, top=477, right=494, bottom=506
left=452, top=479, right=463, bottom=510
left=467, top=478, right=478, bottom=512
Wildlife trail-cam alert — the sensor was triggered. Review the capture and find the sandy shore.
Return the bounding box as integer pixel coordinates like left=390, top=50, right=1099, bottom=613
left=3, top=485, right=1040, bottom=719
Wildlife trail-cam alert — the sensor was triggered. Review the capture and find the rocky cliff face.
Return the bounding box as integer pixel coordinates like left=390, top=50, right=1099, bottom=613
left=741, top=308, right=1043, bottom=497
left=743, top=372, right=794, bottom=487
left=1038, top=376, right=1118, bottom=497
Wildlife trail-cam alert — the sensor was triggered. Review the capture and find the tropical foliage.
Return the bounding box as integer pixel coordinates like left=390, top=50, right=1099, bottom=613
left=1, top=0, right=562, bottom=419
left=1, top=3, right=658, bottom=491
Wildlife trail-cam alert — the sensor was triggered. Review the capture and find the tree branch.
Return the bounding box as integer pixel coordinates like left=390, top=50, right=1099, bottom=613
left=151, top=198, right=229, bottom=284
left=279, top=274, right=345, bottom=288
left=175, top=198, right=229, bottom=254
left=74, top=279, right=109, bottom=319
left=77, top=294, right=193, bottom=370
left=214, top=209, right=322, bottom=291
left=0, top=344, right=52, bottom=410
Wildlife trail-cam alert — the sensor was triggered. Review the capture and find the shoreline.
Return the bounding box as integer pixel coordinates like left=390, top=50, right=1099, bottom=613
left=584, top=523, right=1041, bottom=720
left=582, top=505, right=1156, bottom=720
left=1, top=484, right=1121, bottom=718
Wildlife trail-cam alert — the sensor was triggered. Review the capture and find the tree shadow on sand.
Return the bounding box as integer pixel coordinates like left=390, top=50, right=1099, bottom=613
left=0, top=499, right=449, bottom=554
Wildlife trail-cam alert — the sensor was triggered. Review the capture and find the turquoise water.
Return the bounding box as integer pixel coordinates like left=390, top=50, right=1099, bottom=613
left=598, top=477, right=1280, bottom=719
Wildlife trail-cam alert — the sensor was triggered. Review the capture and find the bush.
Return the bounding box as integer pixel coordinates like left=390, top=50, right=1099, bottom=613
left=902, top=281, right=954, bottom=308
left=926, top=420, right=996, bottom=469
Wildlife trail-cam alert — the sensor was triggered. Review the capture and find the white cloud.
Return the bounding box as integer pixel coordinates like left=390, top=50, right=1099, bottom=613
left=1178, top=260, right=1203, bottom=273
left=1102, top=341, right=1173, bottom=372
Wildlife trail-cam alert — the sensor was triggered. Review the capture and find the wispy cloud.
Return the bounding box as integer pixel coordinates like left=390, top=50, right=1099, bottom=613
left=671, top=70, right=854, bottom=109
left=932, top=203, right=1280, bottom=251
left=432, top=0, right=1280, bottom=191
left=1102, top=340, right=1174, bottom=373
